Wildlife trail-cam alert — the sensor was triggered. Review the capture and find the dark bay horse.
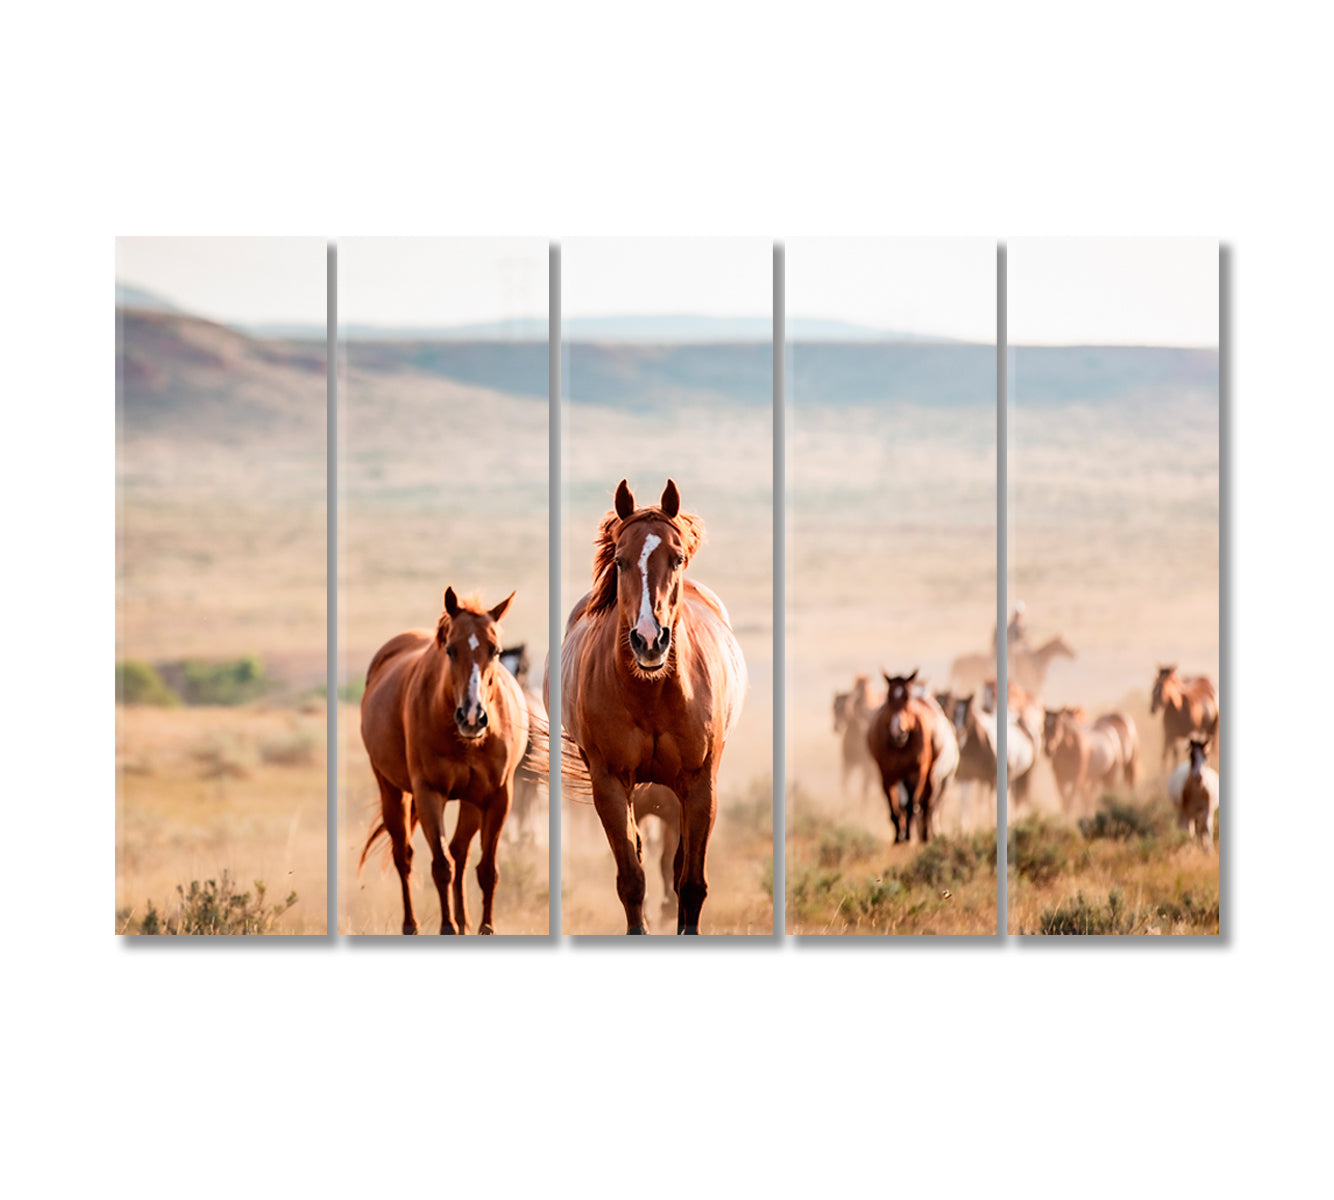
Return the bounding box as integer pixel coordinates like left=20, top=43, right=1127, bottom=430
left=866, top=670, right=958, bottom=843
left=1151, top=665, right=1219, bottom=768
left=549, top=479, right=746, bottom=934
left=359, top=588, right=530, bottom=934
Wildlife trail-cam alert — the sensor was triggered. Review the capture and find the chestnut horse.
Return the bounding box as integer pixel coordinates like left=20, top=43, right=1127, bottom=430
left=359, top=588, right=530, bottom=934
left=1041, top=707, right=1139, bottom=811
left=551, top=479, right=746, bottom=934
left=867, top=670, right=958, bottom=843
left=1151, top=665, right=1219, bottom=768
left=833, top=673, right=878, bottom=804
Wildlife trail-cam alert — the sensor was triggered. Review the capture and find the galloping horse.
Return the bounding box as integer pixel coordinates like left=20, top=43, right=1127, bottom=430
left=1009, top=635, right=1076, bottom=696
left=833, top=673, right=878, bottom=804
left=1151, top=665, right=1219, bottom=768
left=867, top=670, right=958, bottom=843
left=1041, top=707, right=1139, bottom=812
left=951, top=692, right=1036, bottom=816
left=359, top=588, right=530, bottom=934
left=1168, top=726, right=1219, bottom=849
left=550, top=479, right=747, bottom=934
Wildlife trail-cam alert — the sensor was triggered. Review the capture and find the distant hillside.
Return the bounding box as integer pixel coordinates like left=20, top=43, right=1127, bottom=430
left=790, top=343, right=994, bottom=409
left=116, top=281, right=185, bottom=314
left=116, top=307, right=324, bottom=447
left=1009, top=346, right=1219, bottom=406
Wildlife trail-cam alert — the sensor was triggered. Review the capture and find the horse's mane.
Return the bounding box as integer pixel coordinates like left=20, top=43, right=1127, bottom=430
left=585, top=506, right=705, bottom=617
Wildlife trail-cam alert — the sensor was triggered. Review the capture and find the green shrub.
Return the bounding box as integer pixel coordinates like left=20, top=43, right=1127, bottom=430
left=179, top=656, right=269, bottom=705
left=115, top=659, right=178, bottom=706
left=1039, top=889, right=1136, bottom=935
left=1080, top=799, right=1171, bottom=841
left=127, top=872, right=297, bottom=935
left=1008, top=819, right=1081, bottom=886
left=897, top=833, right=990, bottom=888
left=816, top=823, right=880, bottom=867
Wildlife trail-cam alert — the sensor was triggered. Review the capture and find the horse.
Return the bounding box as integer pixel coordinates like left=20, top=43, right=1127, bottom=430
left=1168, top=727, right=1219, bottom=849
left=1151, top=665, right=1219, bottom=768
left=358, top=588, right=530, bottom=934
left=833, top=673, right=878, bottom=805
left=1041, top=707, right=1139, bottom=812
left=866, top=670, right=958, bottom=843
left=1009, top=635, right=1076, bottom=696
left=950, top=692, right=1036, bottom=818
left=499, top=643, right=531, bottom=689
left=506, top=686, right=549, bottom=844
left=549, top=479, right=746, bottom=934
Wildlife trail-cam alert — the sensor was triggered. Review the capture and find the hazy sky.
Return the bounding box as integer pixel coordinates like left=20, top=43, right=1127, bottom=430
left=1008, top=238, right=1218, bottom=346
left=338, top=238, right=547, bottom=325
left=562, top=238, right=772, bottom=318
left=116, top=237, right=326, bottom=324
left=785, top=238, right=995, bottom=340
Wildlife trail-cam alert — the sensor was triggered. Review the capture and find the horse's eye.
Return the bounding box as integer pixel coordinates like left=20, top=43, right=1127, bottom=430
left=490, top=646, right=500, bottom=659
left=615, top=558, right=627, bottom=572
left=446, top=646, right=457, bottom=660
left=673, top=556, right=684, bottom=569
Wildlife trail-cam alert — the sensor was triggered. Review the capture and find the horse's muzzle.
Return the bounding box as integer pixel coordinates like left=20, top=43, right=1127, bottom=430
left=455, top=706, right=488, bottom=739
left=629, top=625, right=671, bottom=670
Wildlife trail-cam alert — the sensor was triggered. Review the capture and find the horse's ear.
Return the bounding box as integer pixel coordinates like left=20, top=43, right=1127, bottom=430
left=615, top=479, right=635, bottom=518
left=881, top=669, right=892, bottom=687
left=661, top=479, right=680, bottom=517
left=488, top=590, right=516, bottom=624
left=906, top=668, right=918, bottom=684
left=444, top=587, right=460, bottom=617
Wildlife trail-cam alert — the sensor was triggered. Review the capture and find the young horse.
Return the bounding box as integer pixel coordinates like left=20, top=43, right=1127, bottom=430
left=1168, top=731, right=1219, bottom=849
left=866, top=670, right=958, bottom=843
left=1041, top=707, right=1139, bottom=812
left=1151, top=665, right=1219, bottom=768
left=551, top=479, right=746, bottom=934
left=359, top=588, right=530, bottom=934
left=833, top=673, right=878, bottom=805
left=1008, top=635, right=1076, bottom=696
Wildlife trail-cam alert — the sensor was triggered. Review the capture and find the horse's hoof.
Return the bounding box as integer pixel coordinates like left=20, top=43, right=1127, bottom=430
left=479, top=924, right=494, bottom=935
left=440, top=925, right=457, bottom=935
left=627, top=924, right=648, bottom=934
left=682, top=926, right=699, bottom=935
left=403, top=924, right=418, bottom=935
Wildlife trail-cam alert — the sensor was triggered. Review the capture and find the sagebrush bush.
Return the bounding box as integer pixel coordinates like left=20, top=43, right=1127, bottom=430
left=127, top=872, right=297, bottom=935
left=816, top=823, right=880, bottom=867
left=1079, top=799, right=1172, bottom=841
left=1008, top=819, right=1083, bottom=886
left=115, top=659, right=178, bottom=706
left=178, top=656, right=268, bottom=706
left=1039, top=889, right=1135, bottom=935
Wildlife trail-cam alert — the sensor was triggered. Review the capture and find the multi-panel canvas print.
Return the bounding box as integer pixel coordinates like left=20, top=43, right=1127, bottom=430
left=1005, top=239, right=1220, bottom=935
left=784, top=239, right=998, bottom=934
left=557, top=239, right=775, bottom=934
left=115, top=238, right=328, bottom=934
left=337, top=239, right=550, bottom=935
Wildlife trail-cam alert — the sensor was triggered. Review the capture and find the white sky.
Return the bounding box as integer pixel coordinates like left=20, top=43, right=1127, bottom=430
left=337, top=238, right=548, bottom=325
left=561, top=238, right=771, bottom=318
left=115, top=237, right=326, bottom=324
left=1008, top=238, right=1218, bottom=346
left=785, top=237, right=995, bottom=340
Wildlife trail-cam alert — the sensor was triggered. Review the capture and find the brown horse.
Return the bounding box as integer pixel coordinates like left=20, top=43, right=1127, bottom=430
left=550, top=479, right=746, bottom=934
left=1042, top=707, right=1139, bottom=811
left=359, top=588, right=530, bottom=934
left=1009, top=635, right=1076, bottom=695
left=833, top=673, right=878, bottom=804
left=1151, top=665, right=1219, bottom=768
left=866, top=670, right=958, bottom=843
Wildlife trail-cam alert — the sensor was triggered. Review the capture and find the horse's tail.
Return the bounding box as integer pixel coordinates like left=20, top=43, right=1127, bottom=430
left=358, top=819, right=389, bottom=876
left=558, top=728, right=595, bottom=804
left=517, top=708, right=551, bottom=793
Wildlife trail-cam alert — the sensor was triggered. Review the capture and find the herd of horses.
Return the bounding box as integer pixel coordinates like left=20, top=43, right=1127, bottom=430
left=834, top=648, right=1221, bottom=850
left=357, top=478, right=746, bottom=935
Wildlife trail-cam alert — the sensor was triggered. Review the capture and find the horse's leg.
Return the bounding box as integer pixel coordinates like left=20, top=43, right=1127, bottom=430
left=661, top=813, right=680, bottom=920
left=590, top=765, right=648, bottom=933
left=878, top=768, right=906, bottom=842
left=414, top=786, right=457, bottom=934
left=448, top=801, right=482, bottom=934
left=375, top=770, right=417, bottom=935
left=677, top=772, right=718, bottom=934
left=475, top=785, right=511, bottom=934
left=913, top=774, right=932, bottom=844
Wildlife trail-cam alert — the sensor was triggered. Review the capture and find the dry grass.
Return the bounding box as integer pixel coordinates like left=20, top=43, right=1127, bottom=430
left=115, top=705, right=328, bottom=934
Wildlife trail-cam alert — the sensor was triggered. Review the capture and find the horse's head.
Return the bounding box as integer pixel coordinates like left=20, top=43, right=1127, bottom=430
left=499, top=643, right=530, bottom=687
left=1150, top=664, right=1177, bottom=714
left=833, top=691, right=850, bottom=733
left=1042, top=707, right=1067, bottom=756
left=950, top=692, right=974, bottom=742
left=436, top=586, right=515, bottom=740
left=880, top=669, right=920, bottom=747
left=590, top=478, right=704, bottom=676
left=1187, top=735, right=1210, bottom=773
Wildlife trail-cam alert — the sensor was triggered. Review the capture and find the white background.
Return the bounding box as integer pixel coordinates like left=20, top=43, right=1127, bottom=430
left=7, top=2, right=1325, bottom=1196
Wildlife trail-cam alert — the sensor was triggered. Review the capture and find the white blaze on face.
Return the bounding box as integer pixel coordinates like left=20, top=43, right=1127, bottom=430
left=468, top=634, right=478, bottom=651
left=466, top=661, right=483, bottom=722
left=634, top=533, right=662, bottom=645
